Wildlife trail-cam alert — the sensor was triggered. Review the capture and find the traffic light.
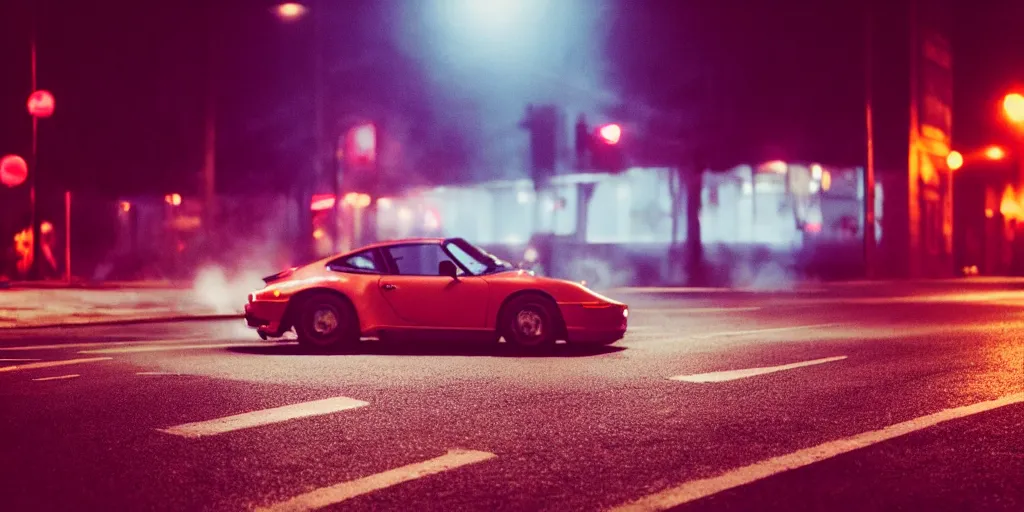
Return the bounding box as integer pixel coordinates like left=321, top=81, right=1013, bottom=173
left=520, top=104, right=559, bottom=186
left=591, top=123, right=624, bottom=172
left=346, top=123, right=376, bottom=168
left=597, top=123, right=621, bottom=145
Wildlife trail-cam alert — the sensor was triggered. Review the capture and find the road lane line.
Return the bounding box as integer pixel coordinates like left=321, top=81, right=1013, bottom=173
left=669, top=356, right=848, bottom=383
left=0, top=357, right=112, bottom=373
left=698, top=323, right=838, bottom=338
left=32, top=374, right=80, bottom=382
left=81, top=342, right=278, bottom=354
left=158, top=396, right=369, bottom=438
left=633, top=307, right=762, bottom=314
left=609, top=391, right=1024, bottom=512
left=256, top=449, right=497, bottom=512
left=0, top=341, right=137, bottom=351
left=0, top=339, right=204, bottom=351
left=0, top=358, right=41, bottom=362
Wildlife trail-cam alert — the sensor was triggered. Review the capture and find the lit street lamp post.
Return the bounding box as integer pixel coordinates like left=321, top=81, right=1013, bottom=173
left=202, top=3, right=324, bottom=263
left=1002, top=92, right=1024, bottom=187
left=273, top=1, right=325, bottom=262
left=25, top=11, right=57, bottom=281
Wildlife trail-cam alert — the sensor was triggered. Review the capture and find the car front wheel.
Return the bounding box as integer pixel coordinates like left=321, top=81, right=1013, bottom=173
left=294, top=293, right=359, bottom=351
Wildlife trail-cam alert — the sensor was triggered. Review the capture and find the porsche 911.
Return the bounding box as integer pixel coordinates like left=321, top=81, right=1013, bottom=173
left=244, top=237, right=628, bottom=351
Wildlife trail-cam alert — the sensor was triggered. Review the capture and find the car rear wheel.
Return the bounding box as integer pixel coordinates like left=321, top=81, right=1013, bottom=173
left=294, top=293, right=359, bottom=351
left=500, top=294, right=560, bottom=349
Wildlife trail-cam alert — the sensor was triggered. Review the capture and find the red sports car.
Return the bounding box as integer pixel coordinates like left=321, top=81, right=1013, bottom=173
left=244, top=237, right=628, bottom=350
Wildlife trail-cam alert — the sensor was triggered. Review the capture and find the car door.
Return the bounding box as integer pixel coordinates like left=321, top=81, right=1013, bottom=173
left=377, top=243, right=489, bottom=329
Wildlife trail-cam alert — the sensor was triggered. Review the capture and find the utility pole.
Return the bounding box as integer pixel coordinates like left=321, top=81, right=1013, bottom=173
left=28, top=4, right=41, bottom=280
left=863, top=0, right=877, bottom=279
left=203, top=4, right=217, bottom=231
left=313, top=0, right=327, bottom=255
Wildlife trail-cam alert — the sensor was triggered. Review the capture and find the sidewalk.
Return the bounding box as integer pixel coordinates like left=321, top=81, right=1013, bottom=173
left=0, top=287, right=242, bottom=329
left=0, top=279, right=190, bottom=290
left=609, top=276, right=1024, bottom=294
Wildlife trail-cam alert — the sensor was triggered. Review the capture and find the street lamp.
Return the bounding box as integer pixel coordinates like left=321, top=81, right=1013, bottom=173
left=1004, top=93, right=1024, bottom=124
left=946, top=150, right=964, bottom=171
left=985, top=145, right=1007, bottom=161
left=275, top=3, right=308, bottom=21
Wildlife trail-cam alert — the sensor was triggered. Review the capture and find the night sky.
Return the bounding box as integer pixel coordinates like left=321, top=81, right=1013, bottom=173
left=1, top=0, right=1023, bottom=200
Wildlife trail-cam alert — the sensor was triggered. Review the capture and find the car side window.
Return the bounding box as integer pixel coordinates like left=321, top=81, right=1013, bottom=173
left=444, top=243, right=488, bottom=275
left=386, top=244, right=462, bottom=276
left=328, top=250, right=383, bottom=273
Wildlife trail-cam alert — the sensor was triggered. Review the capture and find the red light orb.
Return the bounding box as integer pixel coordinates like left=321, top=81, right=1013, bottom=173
left=27, top=90, right=55, bottom=118
left=598, top=123, right=622, bottom=145
left=0, top=154, right=28, bottom=188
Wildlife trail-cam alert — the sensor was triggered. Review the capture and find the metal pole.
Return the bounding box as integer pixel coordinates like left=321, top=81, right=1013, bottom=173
left=64, top=190, right=71, bottom=283
left=312, top=0, right=327, bottom=258
left=28, top=4, right=42, bottom=280
left=863, top=0, right=877, bottom=279
left=203, top=4, right=217, bottom=229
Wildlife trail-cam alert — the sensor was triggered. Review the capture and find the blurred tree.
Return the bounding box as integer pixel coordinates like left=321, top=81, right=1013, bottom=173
left=604, top=2, right=744, bottom=285
left=603, top=0, right=865, bottom=284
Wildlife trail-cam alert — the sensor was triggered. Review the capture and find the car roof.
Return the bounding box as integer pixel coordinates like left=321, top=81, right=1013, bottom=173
left=358, top=238, right=447, bottom=251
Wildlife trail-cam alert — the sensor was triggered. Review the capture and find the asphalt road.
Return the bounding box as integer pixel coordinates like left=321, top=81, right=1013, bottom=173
left=1, top=283, right=1023, bottom=511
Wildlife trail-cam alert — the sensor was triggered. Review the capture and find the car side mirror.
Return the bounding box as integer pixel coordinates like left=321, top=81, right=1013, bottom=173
left=438, top=260, right=458, bottom=279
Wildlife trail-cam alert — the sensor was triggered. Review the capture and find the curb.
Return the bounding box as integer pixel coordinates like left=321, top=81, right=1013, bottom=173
left=1, top=314, right=244, bottom=330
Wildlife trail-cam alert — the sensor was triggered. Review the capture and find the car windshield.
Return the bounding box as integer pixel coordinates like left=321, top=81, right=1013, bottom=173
left=445, top=238, right=515, bottom=275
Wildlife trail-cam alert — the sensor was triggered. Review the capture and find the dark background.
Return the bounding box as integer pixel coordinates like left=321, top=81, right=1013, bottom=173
left=0, top=0, right=1022, bottom=199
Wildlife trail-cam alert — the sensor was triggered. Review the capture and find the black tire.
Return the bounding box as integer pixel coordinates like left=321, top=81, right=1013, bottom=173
left=294, top=293, right=359, bottom=351
left=500, top=294, right=561, bottom=349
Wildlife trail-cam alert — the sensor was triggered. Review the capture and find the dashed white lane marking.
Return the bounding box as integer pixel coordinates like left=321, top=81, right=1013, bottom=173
left=0, top=341, right=137, bottom=351
left=0, top=357, right=112, bottom=373
left=32, top=374, right=80, bottom=382
left=81, top=342, right=274, bottom=354
left=697, top=323, right=838, bottom=338
left=158, top=396, right=369, bottom=438
left=0, top=358, right=41, bottom=362
left=669, top=356, right=848, bottom=383
left=608, top=391, right=1024, bottom=512
left=257, top=449, right=497, bottom=512
left=0, top=339, right=205, bottom=351
left=633, top=307, right=762, bottom=314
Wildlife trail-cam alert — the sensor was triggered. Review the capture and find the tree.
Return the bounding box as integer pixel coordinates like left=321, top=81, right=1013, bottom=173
left=603, top=3, right=744, bottom=285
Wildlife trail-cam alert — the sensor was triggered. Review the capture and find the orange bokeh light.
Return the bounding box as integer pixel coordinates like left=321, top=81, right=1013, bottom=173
left=343, top=192, right=371, bottom=209
left=999, top=185, right=1023, bottom=221
left=984, top=145, right=1006, bottom=160
left=275, top=2, right=307, bottom=20
left=1004, top=93, right=1024, bottom=124
left=946, top=150, right=964, bottom=171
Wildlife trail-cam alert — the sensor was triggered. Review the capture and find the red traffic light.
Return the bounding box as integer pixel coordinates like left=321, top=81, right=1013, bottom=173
left=346, top=123, right=377, bottom=167
left=27, top=90, right=55, bottom=118
left=597, top=123, right=621, bottom=145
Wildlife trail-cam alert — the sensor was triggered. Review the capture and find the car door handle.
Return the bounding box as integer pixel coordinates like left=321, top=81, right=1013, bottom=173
left=381, top=284, right=397, bottom=291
